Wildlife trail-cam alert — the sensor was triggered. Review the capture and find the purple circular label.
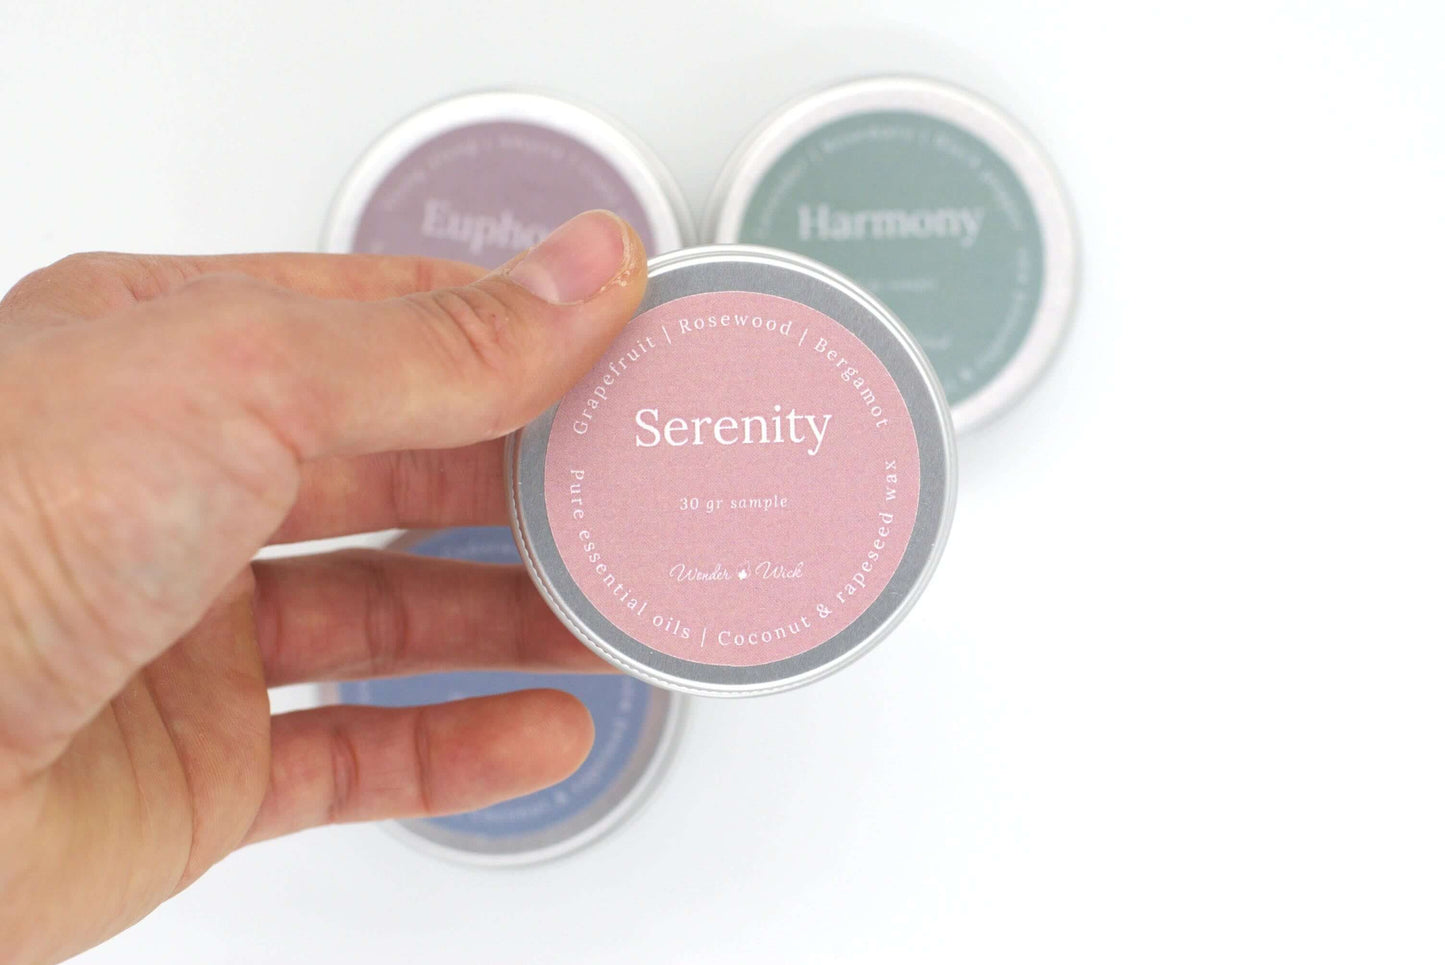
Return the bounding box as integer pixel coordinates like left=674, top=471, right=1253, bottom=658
left=351, top=121, right=657, bottom=266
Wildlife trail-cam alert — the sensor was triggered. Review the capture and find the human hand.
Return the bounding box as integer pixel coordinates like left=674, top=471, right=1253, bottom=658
left=0, top=211, right=644, bottom=964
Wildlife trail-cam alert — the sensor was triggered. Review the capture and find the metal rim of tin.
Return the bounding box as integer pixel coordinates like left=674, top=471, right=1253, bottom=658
left=321, top=88, right=695, bottom=255
left=704, top=75, right=1080, bottom=434
left=317, top=529, right=687, bottom=867
left=506, top=244, right=958, bottom=698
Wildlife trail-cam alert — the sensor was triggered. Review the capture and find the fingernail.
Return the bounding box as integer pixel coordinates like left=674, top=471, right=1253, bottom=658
left=506, top=210, right=631, bottom=304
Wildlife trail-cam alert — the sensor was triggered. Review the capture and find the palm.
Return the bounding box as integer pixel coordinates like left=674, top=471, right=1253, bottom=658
left=27, top=575, right=270, bottom=935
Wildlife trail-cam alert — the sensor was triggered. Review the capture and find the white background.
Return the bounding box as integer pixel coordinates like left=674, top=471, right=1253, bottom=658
left=3, top=1, right=1443, bottom=962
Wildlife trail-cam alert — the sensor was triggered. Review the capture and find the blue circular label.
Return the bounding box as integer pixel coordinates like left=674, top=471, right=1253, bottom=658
left=338, top=527, right=659, bottom=839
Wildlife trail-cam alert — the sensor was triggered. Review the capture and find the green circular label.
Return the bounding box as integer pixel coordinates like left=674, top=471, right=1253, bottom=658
left=737, top=111, right=1045, bottom=409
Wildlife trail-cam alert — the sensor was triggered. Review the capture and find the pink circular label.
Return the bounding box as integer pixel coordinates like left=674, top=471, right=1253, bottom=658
left=544, top=292, right=921, bottom=668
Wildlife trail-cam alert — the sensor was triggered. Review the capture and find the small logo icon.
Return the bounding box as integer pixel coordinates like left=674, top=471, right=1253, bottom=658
left=736, top=566, right=750, bottom=581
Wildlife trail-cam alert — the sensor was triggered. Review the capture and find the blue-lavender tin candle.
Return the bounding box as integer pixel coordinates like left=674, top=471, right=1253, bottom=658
left=331, top=527, right=684, bottom=865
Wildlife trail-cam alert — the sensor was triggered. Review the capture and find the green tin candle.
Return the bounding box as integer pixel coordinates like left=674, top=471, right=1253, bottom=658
left=706, top=76, right=1079, bottom=432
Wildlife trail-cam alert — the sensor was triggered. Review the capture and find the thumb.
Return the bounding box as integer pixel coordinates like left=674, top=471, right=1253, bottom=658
left=259, top=207, right=650, bottom=456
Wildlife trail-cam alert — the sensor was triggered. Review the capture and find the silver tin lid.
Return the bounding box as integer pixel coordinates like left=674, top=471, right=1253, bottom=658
left=507, top=245, right=957, bottom=697
left=706, top=76, right=1079, bottom=433
left=322, top=527, right=685, bottom=866
left=322, top=89, right=693, bottom=257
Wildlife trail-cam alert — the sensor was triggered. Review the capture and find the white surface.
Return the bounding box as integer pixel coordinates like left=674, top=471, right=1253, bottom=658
left=3, top=1, right=1443, bottom=962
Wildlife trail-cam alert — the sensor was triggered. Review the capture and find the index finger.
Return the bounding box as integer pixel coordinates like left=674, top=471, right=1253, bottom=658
left=1, top=249, right=492, bottom=323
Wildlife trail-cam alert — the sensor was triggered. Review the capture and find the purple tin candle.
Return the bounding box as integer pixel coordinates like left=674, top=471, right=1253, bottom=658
left=323, top=90, right=692, bottom=265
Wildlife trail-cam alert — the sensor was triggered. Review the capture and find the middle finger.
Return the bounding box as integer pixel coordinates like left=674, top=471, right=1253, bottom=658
left=267, top=440, right=507, bottom=545
left=252, top=548, right=608, bottom=686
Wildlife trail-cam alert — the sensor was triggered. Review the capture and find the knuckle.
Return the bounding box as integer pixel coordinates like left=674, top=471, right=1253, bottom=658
left=48, top=251, right=126, bottom=283
left=415, top=285, right=533, bottom=386
left=386, top=449, right=440, bottom=525
left=3, top=253, right=218, bottom=319
left=358, top=556, right=408, bottom=677
left=406, top=257, right=455, bottom=293
left=1, top=252, right=116, bottom=312
left=326, top=722, right=362, bottom=824
left=119, top=254, right=203, bottom=302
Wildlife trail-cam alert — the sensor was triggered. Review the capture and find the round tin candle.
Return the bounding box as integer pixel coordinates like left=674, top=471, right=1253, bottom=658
left=507, top=245, right=957, bottom=697
left=706, top=76, right=1079, bottom=432
left=323, top=90, right=692, bottom=263
left=330, top=527, right=684, bottom=865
